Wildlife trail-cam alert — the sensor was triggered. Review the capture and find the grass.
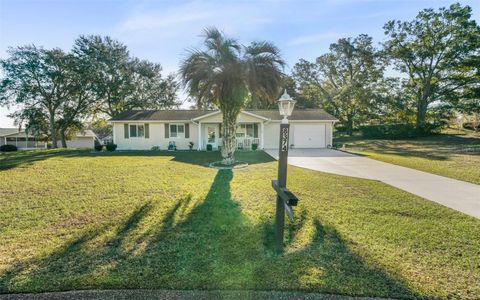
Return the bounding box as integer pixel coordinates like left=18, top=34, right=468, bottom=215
left=336, top=133, right=480, bottom=185
left=0, top=149, right=479, bottom=299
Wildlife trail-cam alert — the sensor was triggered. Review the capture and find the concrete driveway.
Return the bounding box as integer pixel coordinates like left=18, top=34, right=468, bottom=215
left=265, top=148, right=480, bottom=219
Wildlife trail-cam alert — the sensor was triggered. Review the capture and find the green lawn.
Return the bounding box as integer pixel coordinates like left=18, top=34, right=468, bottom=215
left=1, top=150, right=479, bottom=299
left=337, top=133, right=480, bottom=185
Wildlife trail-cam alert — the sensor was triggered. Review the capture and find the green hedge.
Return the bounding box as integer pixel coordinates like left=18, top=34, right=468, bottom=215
left=359, top=123, right=441, bottom=139
left=106, top=143, right=117, bottom=151
left=0, top=144, right=18, bottom=152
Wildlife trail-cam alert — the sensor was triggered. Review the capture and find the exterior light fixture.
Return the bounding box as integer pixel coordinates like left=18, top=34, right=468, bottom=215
left=277, top=90, right=296, bottom=124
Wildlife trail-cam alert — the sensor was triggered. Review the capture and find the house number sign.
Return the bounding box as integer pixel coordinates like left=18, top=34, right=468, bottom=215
left=281, top=127, right=289, bottom=152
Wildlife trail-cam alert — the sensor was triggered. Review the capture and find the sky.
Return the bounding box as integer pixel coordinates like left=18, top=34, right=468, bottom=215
left=0, top=0, right=479, bottom=127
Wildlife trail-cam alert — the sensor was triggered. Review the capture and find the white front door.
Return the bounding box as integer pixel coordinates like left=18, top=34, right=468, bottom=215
left=205, top=124, right=219, bottom=149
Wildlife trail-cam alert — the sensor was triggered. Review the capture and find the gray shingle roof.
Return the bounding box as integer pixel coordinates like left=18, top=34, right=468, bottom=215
left=109, top=109, right=337, bottom=121
left=0, top=128, right=21, bottom=137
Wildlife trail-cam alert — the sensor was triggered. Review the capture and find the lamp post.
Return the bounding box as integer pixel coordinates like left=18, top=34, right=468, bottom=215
left=273, top=90, right=296, bottom=254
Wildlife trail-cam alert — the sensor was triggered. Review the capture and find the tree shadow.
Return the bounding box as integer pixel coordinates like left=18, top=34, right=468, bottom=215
left=0, top=169, right=419, bottom=298
left=0, top=150, right=275, bottom=171
left=0, top=149, right=85, bottom=171
left=345, top=135, right=480, bottom=161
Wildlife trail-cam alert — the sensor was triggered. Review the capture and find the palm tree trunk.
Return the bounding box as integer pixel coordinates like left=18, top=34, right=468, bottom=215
left=221, top=109, right=238, bottom=165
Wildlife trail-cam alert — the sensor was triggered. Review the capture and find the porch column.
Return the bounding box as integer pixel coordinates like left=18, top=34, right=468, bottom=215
left=197, top=122, right=202, bottom=150
left=261, top=122, right=265, bottom=149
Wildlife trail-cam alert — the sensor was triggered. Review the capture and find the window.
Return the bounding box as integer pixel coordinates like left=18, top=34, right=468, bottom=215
left=246, top=124, right=254, bottom=137
left=236, top=124, right=254, bottom=138
left=129, top=124, right=144, bottom=138
left=170, top=124, right=184, bottom=138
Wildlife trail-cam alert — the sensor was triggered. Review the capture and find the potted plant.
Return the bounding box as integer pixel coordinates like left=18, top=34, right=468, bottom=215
left=189, top=141, right=194, bottom=150
left=251, top=143, right=258, bottom=151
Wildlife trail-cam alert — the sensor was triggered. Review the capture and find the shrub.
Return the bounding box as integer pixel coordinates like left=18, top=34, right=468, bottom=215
left=252, top=143, right=258, bottom=151
left=94, top=143, right=103, bottom=151
left=358, top=123, right=442, bottom=139
left=106, top=143, right=117, bottom=151
left=206, top=144, right=213, bottom=151
left=0, top=144, right=18, bottom=152
left=151, top=145, right=160, bottom=151
left=189, top=141, right=194, bottom=150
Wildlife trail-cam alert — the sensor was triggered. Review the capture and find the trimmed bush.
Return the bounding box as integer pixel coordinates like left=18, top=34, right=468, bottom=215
left=252, top=143, right=258, bottom=151
left=206, top=144, right=213, bottom=151
left=0, top=144, right=18, bottom=152
left=106, top=143, right=117, bottom=151
left=94, top=144, right=103, bottom=151
left=151, top=145, right=160, bottom=151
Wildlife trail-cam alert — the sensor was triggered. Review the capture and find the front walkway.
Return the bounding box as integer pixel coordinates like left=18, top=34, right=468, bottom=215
left=265, top=148, right=480, bottom=219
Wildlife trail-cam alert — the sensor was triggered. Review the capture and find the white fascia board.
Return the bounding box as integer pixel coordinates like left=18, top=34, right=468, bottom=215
left=109, top=120, right=196, bottom=123
left=241, top=111, right=270, bottom=121
left=191, top=110, right=221, bottom=121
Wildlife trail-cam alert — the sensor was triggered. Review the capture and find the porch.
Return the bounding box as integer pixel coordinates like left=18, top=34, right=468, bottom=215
left=198, top=122, right=263, bottom=151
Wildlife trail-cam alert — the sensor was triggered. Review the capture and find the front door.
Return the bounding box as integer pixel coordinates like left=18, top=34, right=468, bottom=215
left=205, top=124, right=219, bottom=149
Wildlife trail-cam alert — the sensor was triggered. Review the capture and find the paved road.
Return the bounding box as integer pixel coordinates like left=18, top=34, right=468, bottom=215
left=265, top=148, right=480, bottom=219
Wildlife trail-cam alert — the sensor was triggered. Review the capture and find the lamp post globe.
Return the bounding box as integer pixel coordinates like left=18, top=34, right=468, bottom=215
left=277, top=90, right=296, bottom=124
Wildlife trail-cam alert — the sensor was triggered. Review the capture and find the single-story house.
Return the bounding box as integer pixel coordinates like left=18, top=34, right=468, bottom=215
left=109, top=109, right=337, bottom=151
left=0, top=128, right=97, bottom=149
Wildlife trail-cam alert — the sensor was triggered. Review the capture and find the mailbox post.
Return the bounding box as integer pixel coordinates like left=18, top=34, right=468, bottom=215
left=273, top=90, right=297, bottom=254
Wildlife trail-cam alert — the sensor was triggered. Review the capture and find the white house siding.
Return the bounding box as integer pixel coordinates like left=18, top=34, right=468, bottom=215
left=114, top=122, right=199, bottom=150
left=263, top=122, right=281, bottom=149
left=66, top=137, right=95, bottom=148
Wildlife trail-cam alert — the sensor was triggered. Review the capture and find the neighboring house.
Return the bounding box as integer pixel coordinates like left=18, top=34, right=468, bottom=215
left=109, top=109, right=337, bottom=150
left=0, top=128, right=97, bottom=149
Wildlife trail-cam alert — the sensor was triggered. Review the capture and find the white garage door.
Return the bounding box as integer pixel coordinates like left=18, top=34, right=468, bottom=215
left=293, top=124, right=326, bottom=148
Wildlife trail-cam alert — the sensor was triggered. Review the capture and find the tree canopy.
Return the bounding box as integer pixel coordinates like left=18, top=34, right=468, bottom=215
left=293, top=34, right=384, bottom=135
left=383, top=3, right=480, bottom=130
left=180, top=27, right=285, bottom=164
left=0, top=36, right=179, bottom=148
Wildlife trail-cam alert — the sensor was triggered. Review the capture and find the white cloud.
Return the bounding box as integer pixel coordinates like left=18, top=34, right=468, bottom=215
left=118, top=0, right=274, bottom=37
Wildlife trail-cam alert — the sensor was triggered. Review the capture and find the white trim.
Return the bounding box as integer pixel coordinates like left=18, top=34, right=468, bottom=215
left=241, top=110, right=270, bottom=121
left=197, top=121, right=202, bottom=150
left=260, top=122, right=264, bottom=149
left=110, top=120, right=196, bottom=123
left=192, top=111, right=221, bottom=121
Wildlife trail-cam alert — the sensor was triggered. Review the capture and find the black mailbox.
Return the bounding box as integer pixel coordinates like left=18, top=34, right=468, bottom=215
left=283, top=189, right=298, bottom=206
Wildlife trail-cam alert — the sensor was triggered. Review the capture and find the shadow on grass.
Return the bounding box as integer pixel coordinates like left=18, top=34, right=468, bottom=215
left=0, top=170, right=418, bottom=298
left=0, top=149, right=86, bottom=171
left=0, top=149, right=275, bottom=171
left=341, top=134, right=480, bottom=161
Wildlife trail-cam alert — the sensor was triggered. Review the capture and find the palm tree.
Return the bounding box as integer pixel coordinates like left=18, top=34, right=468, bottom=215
left=180, top=27, right=285, bottom=165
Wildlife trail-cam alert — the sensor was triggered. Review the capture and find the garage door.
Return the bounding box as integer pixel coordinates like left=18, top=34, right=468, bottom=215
left=293, top=124, right=326, bottom=148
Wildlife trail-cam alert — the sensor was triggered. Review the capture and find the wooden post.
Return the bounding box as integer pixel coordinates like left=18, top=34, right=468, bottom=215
left=275, top=123, right=290, bottom=254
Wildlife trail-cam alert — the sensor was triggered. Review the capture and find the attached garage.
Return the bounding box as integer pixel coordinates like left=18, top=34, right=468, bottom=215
left=292, top=123, right=327, bottom=148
